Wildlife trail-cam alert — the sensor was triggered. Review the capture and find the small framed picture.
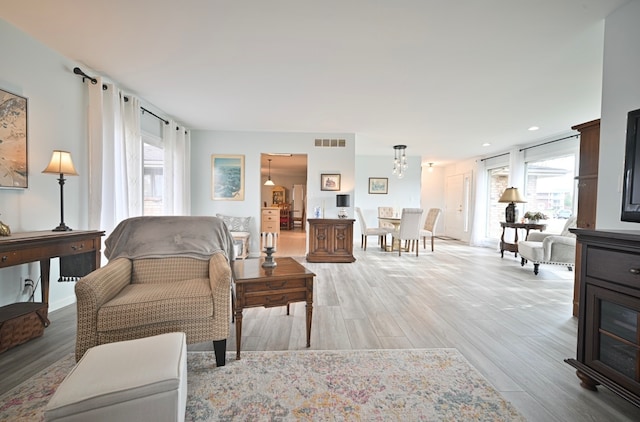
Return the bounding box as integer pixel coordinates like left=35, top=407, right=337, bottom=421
left=321, top=174, right=341, bottom=191
left=368, top=177, right=388, bottom=194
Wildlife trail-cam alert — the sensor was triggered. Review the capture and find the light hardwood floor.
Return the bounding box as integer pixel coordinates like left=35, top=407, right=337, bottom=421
left=2, top=233, right=639, bottom=421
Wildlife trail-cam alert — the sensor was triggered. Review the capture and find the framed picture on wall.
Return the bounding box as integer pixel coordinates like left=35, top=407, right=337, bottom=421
left=368, top=177, right=388, bottom=194
left=320, top=173, right=341, bottom=191
left=211, top=154, right=245, bottom=200
left=0, top=88, right=28, bottom=188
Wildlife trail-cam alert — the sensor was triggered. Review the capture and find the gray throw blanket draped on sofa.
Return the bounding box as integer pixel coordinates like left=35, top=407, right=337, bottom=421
left=104, top=216, right=236, bottom=262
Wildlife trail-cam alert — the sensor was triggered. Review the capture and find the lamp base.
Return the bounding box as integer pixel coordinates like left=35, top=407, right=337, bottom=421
left=505, top=203, right=517, bottom=223
left=52, top=223, right=72, bottom=232
left=338, top=208, right=348, bottom=219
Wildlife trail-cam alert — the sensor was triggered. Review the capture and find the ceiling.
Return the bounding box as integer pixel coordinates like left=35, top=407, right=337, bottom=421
left=0, top=0, right=628, bottom=168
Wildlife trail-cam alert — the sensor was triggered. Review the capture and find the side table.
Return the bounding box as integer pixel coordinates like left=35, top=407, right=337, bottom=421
left=232, top=257, right=315, bottom=359
left=500, top=222, right=546, bottom=258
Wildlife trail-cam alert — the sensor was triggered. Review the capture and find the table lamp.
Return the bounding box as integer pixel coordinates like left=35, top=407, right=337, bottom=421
left=336, top=194, right=350, bottom=219
left=498, top=187, right=526, bottom=223
left=42, top=150, right=78, bottom=231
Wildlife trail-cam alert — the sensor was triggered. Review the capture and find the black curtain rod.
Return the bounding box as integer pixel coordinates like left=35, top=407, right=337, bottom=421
left=480, top=152, right=509, bottom=162
left=141, top=107, right=170, bottom=125
left=74, top=67, right=170, bottom=125
left=519, top=134, right=579, bottom=152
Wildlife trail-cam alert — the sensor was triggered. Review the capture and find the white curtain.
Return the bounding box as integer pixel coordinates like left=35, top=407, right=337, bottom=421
left=162, top=121, right=191, bottom=215
left=87, top=80, right=142, bottom=234
left=469, top=159, right=488, bottom=247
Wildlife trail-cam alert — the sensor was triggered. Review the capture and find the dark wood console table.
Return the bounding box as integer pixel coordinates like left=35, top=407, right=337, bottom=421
left=0, top=230, right=105, bottom=304
left=306, top=218, right=356, bottom=263
left=499, top=222, right=546, bottom=258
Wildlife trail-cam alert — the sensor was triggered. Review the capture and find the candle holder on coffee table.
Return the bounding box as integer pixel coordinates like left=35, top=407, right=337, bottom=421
left=262, top=246, right=277, bottom=268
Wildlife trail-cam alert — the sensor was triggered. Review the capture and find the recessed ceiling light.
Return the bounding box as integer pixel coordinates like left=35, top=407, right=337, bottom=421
left=482, top=142, right=491, bottom=147
left=528, top=126, right=539, bottom=131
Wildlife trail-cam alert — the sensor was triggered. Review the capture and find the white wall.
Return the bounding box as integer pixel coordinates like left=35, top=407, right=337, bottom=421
left=190, top=130, right=356, bottom=255
left=0, top=20, right=89, bottom=309
left=420, top=164, right=445, bottom=235
left=354, top=154, right=422, bottom=231
left=597, top=0, right=640, bottom=229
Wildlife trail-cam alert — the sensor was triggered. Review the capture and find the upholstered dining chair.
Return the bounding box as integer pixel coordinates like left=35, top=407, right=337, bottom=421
left=377, top=207, right=395, bottom=246
left=356, top=207, right=391, bottom=250
left=420, top=208, right=442, bottom=252
left=393, top=208, right=424, bottom=256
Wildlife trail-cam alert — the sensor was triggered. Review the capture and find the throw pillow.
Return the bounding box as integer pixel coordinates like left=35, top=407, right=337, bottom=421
left=216, top=214, right=251, bottom=232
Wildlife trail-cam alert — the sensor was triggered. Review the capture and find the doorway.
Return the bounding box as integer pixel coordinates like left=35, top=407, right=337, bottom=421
left=261, top=153, right=308, bottom=256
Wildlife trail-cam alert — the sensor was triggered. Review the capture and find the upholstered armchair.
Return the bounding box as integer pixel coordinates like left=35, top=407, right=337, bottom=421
left=75, top=216, right=235, bottom=366
left=518, top=216, right=577, bottom=275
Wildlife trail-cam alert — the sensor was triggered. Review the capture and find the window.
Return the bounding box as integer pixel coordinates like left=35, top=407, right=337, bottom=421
left=487, top=166, right=509, bottom=239
left=524, top=155, right=576, bottom=233
left=143, top=136, right=164, bottom=215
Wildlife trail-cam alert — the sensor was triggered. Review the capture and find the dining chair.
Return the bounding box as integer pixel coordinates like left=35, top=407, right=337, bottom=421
left=356, top=207, right=391, bottom=250
left=377, top=207, right=395, bottom=246
left=393, top=208, right=423, bottom=256
left=420, top=208, right=442, bottom=252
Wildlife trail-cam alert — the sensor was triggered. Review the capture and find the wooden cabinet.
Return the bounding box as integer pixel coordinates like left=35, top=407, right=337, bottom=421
left=261, top=207, right=281, bottom=235
left=572, top=119, right=600, bottom=316
left=306, top=219, right=355, bottom=263
left=566, top=229, right=640, bottom=407
left=272, top=186, right=286, bottom=206
left=573, top=119, right=599, bottom=229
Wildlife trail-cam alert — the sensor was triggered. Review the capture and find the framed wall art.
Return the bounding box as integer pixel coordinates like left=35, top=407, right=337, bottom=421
left=0, top=88, right=28, bottom=188
left=368, top=177, right=388, bottom=194
left=211, top=154, right=245, bottom=200
left=320, top=173, right=341, bottom=191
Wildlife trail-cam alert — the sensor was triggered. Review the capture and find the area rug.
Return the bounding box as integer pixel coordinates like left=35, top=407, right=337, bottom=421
left=0, top=348, right=526, bottom=421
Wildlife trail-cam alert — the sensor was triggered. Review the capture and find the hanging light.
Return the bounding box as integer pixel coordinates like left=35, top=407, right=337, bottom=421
left=428, top=162, right=434, bottom=172
left=264, top=158, right=275, bottom=186
left=392, top=145, right=408, bottom=179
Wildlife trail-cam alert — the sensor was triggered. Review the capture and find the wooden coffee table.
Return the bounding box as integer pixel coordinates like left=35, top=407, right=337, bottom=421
left=232, top=257, right=315, bottom=359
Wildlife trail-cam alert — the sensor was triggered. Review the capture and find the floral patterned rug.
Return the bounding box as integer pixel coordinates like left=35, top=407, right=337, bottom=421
left=0, top=348, right=526, bottom=421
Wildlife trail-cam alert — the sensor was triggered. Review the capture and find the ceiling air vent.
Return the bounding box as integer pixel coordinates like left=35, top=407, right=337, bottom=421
left=314, top=139, right=346, bottom=148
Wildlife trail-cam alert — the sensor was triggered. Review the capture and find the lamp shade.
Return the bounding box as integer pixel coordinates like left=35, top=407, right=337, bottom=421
left=336, top=194, right=350, bottom=207
left=498, top=187, right=526, bottom=203
left=42, top=150, right=78, bottom=176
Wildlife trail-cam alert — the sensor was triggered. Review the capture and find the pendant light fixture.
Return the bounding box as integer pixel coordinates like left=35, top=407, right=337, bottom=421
left=392, top=145, right=408, bottom=179
left=264, top=158, right=275, bottom=186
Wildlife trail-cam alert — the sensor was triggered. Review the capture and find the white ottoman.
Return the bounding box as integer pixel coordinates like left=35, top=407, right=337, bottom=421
left=45, top=332, right=187, bottom=422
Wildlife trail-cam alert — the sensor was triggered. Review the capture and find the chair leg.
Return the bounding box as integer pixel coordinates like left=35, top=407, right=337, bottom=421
left=431, top=235, right=435, bottom=252
left=364, top=236, right=367, bottom=251
left=213, top=339, right=226, bottom=367
left=533, top=263, right=539, bottom=275
left=361, top=234, right=364, bottom=249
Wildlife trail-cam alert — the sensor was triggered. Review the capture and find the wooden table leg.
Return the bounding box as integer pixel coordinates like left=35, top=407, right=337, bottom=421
left=39, top=258, right=51, bottom=304
left=234, top=308, right=243, bottom=360
left=306, top=278, right=313, bottom=347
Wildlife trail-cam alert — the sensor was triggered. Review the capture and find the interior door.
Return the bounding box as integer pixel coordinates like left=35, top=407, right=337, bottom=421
left=444, top=174, right=465, bottom=240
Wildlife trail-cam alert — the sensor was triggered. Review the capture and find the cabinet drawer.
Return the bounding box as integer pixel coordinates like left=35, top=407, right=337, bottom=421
left=586, top=246, right=640, bottom=288
left=262, top=222, right=279, bottom=232
left=243, top=290, right=308, bottom=308
left=263, top=209, right=279, bottom=217
left=243, top=278, right=307, bottom=293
